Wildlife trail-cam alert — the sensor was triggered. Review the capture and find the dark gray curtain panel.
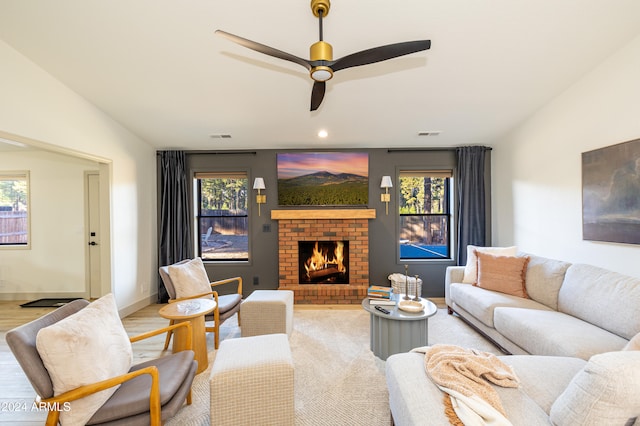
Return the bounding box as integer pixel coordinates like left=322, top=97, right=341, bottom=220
left=456, top=146, right=490, bottom=266
left=158, top=151, right=193, bottom=302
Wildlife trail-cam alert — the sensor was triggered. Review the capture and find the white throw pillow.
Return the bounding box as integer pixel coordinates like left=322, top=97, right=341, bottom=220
left=36, top=293, right=133, bottom=426
left=168, top=257, right=213, bottom=300
left=462, top=245, right=518, bottom=284
left=550, top=351, right=640, bottom=425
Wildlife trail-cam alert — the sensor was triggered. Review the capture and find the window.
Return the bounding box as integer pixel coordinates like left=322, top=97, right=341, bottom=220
left=195, top=172, right=248, bottom=261
left=398, top=170, right=452, bottom=260
left=0, top=171, right=30, bottom=247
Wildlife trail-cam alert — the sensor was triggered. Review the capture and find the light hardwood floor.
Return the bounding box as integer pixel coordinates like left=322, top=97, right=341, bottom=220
left=0, top=301, right=175, bottom=425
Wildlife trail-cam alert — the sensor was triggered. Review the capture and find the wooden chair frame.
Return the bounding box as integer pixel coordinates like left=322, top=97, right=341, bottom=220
left=41, top=321, right=193, bottom=426
left=163, top=276, right=242, bottom=349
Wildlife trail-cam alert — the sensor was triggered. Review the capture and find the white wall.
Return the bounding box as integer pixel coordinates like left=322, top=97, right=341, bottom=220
left=0, top=151, right=98, bottom=296
left=493, top=34, right=640, bottom=278
left=0, top=40, right=157, bottom=313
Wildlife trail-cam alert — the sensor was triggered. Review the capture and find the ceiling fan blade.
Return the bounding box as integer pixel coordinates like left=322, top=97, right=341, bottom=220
left=216, top=30, right=312, bottom=71
left=331, top=40, right=430, bottom=72
left=310, top=81, right=326, bottom=111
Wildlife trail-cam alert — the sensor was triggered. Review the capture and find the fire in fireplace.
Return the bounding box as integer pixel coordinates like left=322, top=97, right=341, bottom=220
left=299, top=240, right=349, bottom=284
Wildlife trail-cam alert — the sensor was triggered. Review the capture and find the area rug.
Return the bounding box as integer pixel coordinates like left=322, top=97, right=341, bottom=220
left=19, top=298, right=83, bottom=308
left=166, top=307, right=501, bottom=426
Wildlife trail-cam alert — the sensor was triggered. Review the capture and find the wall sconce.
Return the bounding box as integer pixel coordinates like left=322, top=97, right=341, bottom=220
left=380, top=176, right=393, bottom=215
left=253, top=177, right=266, bottom=216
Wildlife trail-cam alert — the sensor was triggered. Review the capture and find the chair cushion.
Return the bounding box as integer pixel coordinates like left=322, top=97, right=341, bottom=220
left=36, top=293, right=133, bottom=426
left=462, top=245, right=517, bottom=284
left=87, top=350, right=195, bottom=424
left=550, top=351, right=640, bottom=425
left=217, top=293, right=242, bottom=314
left=168, top=257, right=214, bottom=300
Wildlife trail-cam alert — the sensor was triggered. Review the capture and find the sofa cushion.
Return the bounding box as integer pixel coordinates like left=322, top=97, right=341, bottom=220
left=36, top=294, right=133, bottom=426
left=450, top=283, right=550, bottom=328
left=500, top=355, right=586, bottom=415
left=558, top=264, right=640, bottom=340
left=475, top=252, right=529, bottom=298
left=462, top=245, right=518, bottom=284
left=494, top=308, right=628, bottom=359
left=550, top=351, right=640, bottom=426
left=522, top=254, right=571, bottom=310
left=168, top=257, right=214, bottom=300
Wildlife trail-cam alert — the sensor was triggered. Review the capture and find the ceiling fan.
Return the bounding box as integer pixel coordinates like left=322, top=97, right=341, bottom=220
left=215, top=0, right=431, bottom=111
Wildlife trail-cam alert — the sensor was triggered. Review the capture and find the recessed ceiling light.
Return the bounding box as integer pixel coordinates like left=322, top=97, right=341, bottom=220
left=418, top=131, right=442, bottom=136
left=318, top=130, right=328, bottom=138
left=210, top=134, right=232, bottom=139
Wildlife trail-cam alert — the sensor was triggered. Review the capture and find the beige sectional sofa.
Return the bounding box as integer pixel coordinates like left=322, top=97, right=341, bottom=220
left=445, top=253, right=640, bottom=359
left=386, top=252, right=640, bottom=425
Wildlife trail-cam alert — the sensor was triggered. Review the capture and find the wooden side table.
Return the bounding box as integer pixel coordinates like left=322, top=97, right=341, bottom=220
left=159, top=298, right=216, bottom=374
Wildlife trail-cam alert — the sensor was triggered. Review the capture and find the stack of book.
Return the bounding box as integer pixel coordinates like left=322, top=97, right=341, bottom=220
left=368, top=285, right=395, bottom=306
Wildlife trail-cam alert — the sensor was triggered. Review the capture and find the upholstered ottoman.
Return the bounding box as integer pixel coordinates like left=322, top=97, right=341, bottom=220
left=209, top=333, right=294, bottom=426
left=241, top=289, right=294, bottom=337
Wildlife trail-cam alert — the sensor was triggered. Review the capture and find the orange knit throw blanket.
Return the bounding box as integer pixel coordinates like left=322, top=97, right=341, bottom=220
left=413, top=344, right=519, bottom=425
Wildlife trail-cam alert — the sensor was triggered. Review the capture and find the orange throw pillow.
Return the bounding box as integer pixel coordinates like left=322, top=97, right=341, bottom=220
left=475, top=251, right=530, bottom=298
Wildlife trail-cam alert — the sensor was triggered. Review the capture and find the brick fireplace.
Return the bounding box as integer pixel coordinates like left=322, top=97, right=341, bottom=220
left=272, top=209, right=375, bottom=304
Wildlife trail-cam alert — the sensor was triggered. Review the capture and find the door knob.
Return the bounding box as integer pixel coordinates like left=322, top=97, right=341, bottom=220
left=89, top=241, right=98, bottom=246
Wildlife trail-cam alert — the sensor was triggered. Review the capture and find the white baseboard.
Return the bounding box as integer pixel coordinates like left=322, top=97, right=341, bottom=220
left=119, top=293, right=158, bottom=317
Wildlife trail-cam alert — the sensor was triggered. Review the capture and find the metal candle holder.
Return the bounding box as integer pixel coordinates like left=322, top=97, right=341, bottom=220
left=413, top=275, right=421, bottom=301
left=403, top=265, right=410, bottom=300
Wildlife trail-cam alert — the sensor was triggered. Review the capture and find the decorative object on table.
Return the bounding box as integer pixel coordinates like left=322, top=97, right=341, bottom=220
left=398, top=300, right=425, bottom=313
left=582, top=137, right=640, bottom=245
left=369, top=297, right=396, bottom=306
left=368, top=285, right=392, bottom=300
left=403, top=265, right=411, bottom=300
left=388, top=273, right=423, bottom=298
left=413, top=275, right=421, bottom=301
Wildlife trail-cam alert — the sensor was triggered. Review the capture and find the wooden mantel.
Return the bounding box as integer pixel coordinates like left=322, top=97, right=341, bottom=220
left=271, top=209, right=376, bottom=220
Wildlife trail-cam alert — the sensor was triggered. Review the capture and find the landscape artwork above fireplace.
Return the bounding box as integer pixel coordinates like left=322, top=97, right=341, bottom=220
left=299, top=240, right=349, bottom=284
left=277, top=152, right=369, bottom=206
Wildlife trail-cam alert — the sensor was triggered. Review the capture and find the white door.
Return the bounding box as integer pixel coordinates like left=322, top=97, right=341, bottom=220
left=87, top=172, right=102, bottom=298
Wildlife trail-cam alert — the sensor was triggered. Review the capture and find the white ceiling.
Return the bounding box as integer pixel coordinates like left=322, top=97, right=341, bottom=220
left=1, top=0, right=640, bottom=151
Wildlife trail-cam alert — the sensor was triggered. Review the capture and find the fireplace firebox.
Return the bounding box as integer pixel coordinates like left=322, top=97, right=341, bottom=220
left=298, top=241, right=349, bottom=284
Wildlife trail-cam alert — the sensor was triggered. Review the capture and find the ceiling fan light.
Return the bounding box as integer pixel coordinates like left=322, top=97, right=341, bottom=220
left=310, top=66, right=333, bottom=82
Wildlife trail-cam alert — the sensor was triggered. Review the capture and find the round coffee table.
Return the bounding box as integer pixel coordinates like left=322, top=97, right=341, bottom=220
left=361, top=295, right=437, bottom=360
left=159, top=298, right=216, bottom=374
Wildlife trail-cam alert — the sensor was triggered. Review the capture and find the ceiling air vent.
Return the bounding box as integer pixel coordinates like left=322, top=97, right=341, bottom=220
left=210, top=134, right=232, bottom=139
left=418, top=131, right=441, bottom=136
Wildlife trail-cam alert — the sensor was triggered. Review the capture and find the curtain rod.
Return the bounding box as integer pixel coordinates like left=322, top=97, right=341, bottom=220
left=387, top=146, right=492, bottom=153
left=157, top=150, right=257, bottom=155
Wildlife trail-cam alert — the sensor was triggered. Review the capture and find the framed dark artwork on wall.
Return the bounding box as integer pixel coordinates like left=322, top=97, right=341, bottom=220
left=277, top=152, right=369, bottom=206
left=582, top=138, right=640, bottom=245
